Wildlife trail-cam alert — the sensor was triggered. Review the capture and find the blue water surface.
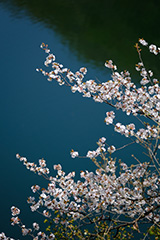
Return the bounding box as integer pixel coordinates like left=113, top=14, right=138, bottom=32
left=0, top=5, right=143, bottom=239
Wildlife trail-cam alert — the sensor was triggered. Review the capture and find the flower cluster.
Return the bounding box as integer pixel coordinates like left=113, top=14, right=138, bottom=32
left=10, top=202, right=55, bottom=239
left=15, top=154, right=50, bottom=177
left=8, top=154, right=160, bottom=239
left=139, top=38, right=160, bottom=55
left=37, top=43, right=160, bottom=132
left=0, top=233, right=15, bottom=240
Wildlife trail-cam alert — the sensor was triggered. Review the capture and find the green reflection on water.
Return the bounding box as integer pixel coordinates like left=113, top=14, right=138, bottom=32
left=1, top=0, right=160, bottom=78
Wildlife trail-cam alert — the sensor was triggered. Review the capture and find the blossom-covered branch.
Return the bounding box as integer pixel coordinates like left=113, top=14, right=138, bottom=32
left=1, top=39, right=160, bottom=239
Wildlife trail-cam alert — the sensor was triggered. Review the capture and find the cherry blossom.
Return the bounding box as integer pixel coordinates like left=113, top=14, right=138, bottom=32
left=105, top=111, right=115, bottom=125
left=11, top=206, right=20, bottom=216
left=107, top=145, right=116, bottom=154
left=0, top=232, right=15, bottom=240
left=139, top=38, right=148, bottom=46
left=70, top=150, right=79, bottom=158
left=1, top=39, right=160, bottom=239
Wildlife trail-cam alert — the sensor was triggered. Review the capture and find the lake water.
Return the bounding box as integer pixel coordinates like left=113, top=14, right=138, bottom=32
left=0, top=1, right=160, bottom=238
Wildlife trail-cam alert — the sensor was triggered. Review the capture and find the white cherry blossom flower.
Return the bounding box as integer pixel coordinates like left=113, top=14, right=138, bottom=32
left=53, top=164, right=62, bottom=170
left=139, top=38, right=148, bottom=46
left=33, top=222, right=40, bottom=231
left=80, top=67, right=87, bottom=74
left=107, top=145, right=116, bottom=154
left=99, top=137, right=106, bottom=144
left=105, top=60, right=117, bottom=70
left=149, top=44, right=158, bottom=55
left=31, top=185, right=40, bottom=193
left=10, top=217, right=20, bottom=226
left=86, top=150, right=97, bottom=158
left=43, top=210, right=51, bottom=218
left=105, top=111, right=115, bottom=125
left=70, top=150, right=79, bottom=158
left=11, top=206, right=20, bottom=216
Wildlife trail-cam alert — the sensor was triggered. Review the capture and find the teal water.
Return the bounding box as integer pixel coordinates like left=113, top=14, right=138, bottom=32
left=0, top=1, right=160, bottom=239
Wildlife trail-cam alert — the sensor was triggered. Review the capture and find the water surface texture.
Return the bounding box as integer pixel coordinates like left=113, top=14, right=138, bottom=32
left=0, top=1, right=160, bottom=238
